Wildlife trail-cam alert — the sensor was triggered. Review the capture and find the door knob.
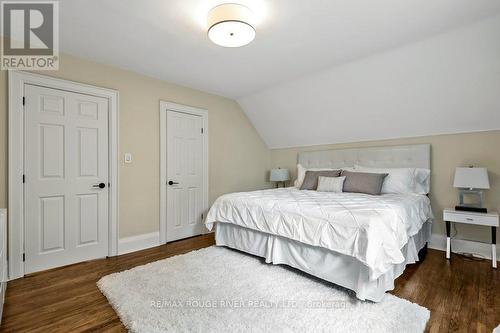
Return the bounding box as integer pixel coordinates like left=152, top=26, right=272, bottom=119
left=168, top=180, right=179, bottom=185
left=92, top=183, right=106, bottom=189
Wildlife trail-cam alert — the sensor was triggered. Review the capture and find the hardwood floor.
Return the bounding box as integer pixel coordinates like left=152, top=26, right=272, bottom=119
left=0, top=234, right=215, bottom=333
left=0, top=234, right=498, bottom=332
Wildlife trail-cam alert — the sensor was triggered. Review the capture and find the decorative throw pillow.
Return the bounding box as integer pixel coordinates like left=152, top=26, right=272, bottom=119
left=341, top=170, right=388, bottom=195
left=317, top=176, right=346, bottom=193
left=355, top=165, right=431, bottom=194
left=300, top=170, right=341, bottom=190
left=354, top=165, right=415, bottom=194
left=294, top=164, right=338, bottom=188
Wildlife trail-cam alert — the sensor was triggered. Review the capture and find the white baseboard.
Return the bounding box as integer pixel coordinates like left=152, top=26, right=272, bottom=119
left=429, top=233, right=499, bottom=260
left=118, top=232, right=161, bottom=255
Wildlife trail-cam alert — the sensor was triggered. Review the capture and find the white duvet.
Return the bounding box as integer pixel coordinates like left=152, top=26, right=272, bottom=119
left=205, top=188, right=433, bottom=280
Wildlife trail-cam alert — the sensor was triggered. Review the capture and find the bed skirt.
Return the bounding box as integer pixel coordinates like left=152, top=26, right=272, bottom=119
left=214, top=221, right=432, bottom=302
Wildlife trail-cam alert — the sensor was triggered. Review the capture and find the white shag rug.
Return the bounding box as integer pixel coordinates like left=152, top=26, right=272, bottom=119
left=98, top=247, right=430, bottom=333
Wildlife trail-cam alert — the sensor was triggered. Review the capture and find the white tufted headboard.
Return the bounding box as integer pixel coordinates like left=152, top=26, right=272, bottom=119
left=298, top=144, right=431, bottom=169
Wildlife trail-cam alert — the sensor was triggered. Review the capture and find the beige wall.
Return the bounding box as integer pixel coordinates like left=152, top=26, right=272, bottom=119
left=0, top=53, right=271, bottom=238
left=271, top=131, right=500, bottom=242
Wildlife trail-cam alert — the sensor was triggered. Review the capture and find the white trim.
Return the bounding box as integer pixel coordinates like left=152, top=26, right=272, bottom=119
left=0, top=209, right=6, bottom=323
left=429, top=233, right=500, bottom=260
left=118, top=232, right=160, bottom=255
left=159, top=101, right=209, bottom=244
left=0, top=282, right=5, bottom=325
left=7, top=71, right=119, bottom=280
left=160, top=108, right=167, bottom=243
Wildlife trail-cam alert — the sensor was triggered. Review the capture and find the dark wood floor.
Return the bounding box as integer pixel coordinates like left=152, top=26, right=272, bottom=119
left=0, top=234, right=498, bottom=332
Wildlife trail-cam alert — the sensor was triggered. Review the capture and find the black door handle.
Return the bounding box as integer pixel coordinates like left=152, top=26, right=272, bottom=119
left=92, top=183, right=106, bottom=189
left=168, top=181, right=179, bottom=185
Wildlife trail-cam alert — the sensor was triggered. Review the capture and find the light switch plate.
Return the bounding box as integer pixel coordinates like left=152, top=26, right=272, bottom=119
left=124, top=153, right=132, bottom=164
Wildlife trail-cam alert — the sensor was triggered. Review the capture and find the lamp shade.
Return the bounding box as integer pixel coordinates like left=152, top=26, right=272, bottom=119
left=270, top=168, right=289, bottom=182
left=453, top=167, right=490, bottom=189
left=207, top=4, right=256, bottom=47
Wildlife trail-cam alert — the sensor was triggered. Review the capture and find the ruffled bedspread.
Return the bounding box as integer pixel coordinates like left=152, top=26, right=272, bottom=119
left=206, top=188, right=433, bottom=280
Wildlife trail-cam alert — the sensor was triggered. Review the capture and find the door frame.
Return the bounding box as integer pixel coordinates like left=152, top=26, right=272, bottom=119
left=159, top=101, right=209, bottom=244
left=8, top=71, right=119, bottom=279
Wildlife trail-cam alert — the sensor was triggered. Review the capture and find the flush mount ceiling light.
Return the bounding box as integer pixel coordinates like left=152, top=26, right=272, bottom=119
left=207, top=3, right=256, bottom=47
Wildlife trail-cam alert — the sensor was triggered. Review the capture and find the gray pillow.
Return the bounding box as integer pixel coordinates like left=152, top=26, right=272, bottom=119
left=300, top=170, right=341, bottom=190
left=341, top=170, right=388, bottom=195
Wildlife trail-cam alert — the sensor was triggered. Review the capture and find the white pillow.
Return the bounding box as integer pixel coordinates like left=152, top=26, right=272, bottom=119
left=414, top=168, right=431, bottom=194
left=294, top=164, right=338, bottom=188
left=354, top=165, right=430, bottom=194
left=317, top=176, right=346, bottom=193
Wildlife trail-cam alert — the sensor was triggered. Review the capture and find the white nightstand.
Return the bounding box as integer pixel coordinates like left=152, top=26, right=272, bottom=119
left=443, top=209, right=499, bottom=268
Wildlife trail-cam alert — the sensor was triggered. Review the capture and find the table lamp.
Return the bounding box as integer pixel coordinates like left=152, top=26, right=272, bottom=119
left=270, top=168, right=289, bottom=188
left=453, top=166, right=490, bottom=213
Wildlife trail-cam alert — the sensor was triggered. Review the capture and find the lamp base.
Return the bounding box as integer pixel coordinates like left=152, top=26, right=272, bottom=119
left=458, top=189, right=485, bottom=209
left=455, top=205, right=487, bottom=213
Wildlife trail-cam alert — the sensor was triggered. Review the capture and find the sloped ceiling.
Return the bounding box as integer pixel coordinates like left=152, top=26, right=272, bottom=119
left=238, top=15, right=500, bottom=148
left=57, top=0, right=500, bottom=148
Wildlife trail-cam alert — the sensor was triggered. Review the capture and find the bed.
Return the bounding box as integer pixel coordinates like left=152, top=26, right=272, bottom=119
left=205, top=144, right=433, bottom=302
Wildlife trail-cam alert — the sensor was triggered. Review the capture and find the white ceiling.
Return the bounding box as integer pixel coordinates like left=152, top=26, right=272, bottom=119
left=59, top=1, right=500, bottom=148
left=60, top=0, right=500, bottom=99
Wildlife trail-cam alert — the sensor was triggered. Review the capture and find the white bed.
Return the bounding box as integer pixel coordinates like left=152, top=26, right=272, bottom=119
left=205, top=144, right=433, bottom=302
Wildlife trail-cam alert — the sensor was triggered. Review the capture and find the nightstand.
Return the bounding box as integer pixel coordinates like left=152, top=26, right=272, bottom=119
left=443, top=209, right=499, bottom=268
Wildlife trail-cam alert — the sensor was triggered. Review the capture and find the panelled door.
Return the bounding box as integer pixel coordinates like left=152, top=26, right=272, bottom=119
left=166, top=110, right=205, bottom=241
left=24, top=84, right=109, bottom=274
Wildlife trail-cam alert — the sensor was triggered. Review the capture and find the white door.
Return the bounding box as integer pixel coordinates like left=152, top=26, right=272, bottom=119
left=166, top=110, right=205, bottom=241
left=24, top=84, right=109, bottom=274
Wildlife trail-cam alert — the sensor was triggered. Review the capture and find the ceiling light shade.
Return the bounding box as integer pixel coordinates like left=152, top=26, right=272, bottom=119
left=207, top=3, right=255, bottom=47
